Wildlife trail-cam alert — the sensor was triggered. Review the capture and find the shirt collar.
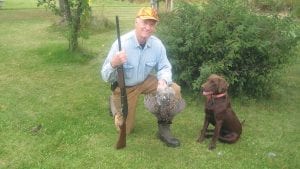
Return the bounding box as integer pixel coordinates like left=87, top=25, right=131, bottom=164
left=133, top=31, right=152, bottom=49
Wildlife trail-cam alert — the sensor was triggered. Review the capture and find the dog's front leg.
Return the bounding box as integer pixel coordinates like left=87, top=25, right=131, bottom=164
left=209, top=120, right=222, bottom=150
left=197, top=116, right=209, bottom=143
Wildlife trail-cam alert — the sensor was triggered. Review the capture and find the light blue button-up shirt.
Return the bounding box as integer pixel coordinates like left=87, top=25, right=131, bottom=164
left=101, top=30, right=172, bottom=86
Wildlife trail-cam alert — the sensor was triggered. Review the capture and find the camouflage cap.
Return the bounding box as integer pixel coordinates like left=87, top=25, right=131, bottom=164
left=136, top=7, right=159, bottom=21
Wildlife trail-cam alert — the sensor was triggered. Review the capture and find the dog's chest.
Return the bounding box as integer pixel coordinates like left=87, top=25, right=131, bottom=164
left=205, top=109, right=216, bottom=124
left=205, top=98, right=227, bottom=110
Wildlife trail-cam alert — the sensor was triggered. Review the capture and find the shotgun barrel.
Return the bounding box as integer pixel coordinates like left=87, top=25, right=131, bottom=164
left=115, top=16, right=128, bottom=149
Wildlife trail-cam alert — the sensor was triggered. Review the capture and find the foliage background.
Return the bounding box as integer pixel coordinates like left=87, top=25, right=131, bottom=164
left=157, top=0, right=300, bottom=97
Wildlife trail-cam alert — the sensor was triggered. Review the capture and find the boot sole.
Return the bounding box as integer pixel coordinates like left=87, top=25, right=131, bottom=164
left=158, top=134, right=180, bottom=147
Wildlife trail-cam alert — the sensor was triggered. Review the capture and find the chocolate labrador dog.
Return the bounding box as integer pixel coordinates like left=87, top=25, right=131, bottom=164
left=197, top=74, right=242, bottom=150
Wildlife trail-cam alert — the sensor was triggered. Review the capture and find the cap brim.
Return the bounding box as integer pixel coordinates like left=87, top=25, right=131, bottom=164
left=139, top=16, right=159, bottom=21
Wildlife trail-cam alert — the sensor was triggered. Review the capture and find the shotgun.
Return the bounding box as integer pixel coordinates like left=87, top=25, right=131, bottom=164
left=115, top=16, right=128, bottom=149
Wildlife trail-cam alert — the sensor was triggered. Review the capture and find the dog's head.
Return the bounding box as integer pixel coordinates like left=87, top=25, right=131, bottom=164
left=201, top=74, right=228, bottom=96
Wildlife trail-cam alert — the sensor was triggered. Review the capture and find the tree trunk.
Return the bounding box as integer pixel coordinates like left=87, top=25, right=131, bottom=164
left=63, top=0, right=87, bottom=52
left=63, top=0, right=71, bottom=24
left=58, top=0, right=65, bottom=15
left=69, top=1, right=84, bottom=51
left=58, top=0, right=67, bottom=23
left=62, top=0, right=78, bottom=51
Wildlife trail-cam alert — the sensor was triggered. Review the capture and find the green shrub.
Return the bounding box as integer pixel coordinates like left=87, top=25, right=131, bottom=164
left=157, top=0, right=299, bottom=97
left=249, top=0, right=293, bottom=12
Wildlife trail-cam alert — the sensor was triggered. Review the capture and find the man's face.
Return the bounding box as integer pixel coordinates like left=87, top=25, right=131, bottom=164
left=135, top=18, right=157, bottom=43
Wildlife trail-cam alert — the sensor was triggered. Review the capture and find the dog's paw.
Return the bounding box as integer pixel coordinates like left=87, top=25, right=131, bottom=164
left=197, top=137, right=205, bottom=143
left=208, top=143, right=216, bottom=150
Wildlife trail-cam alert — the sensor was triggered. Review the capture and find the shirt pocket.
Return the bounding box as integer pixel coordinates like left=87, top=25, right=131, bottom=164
left=144, top=61, right=156, bottom=77
left=123, top=64, right=134, bottom=79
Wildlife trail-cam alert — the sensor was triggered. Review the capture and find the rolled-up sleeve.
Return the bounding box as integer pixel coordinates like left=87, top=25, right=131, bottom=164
left=101, top=41, right=118, bottom=83
left=157, top=44, right=172, bottom=85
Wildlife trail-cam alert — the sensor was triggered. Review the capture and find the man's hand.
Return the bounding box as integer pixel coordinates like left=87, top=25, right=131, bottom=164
left=157, top=79, right=167, bottom=91
left=110, top=50, right=127, bottom=68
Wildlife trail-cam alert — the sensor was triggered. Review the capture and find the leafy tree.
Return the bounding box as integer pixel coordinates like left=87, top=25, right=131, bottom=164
left=37, top=0, right=91, bottom=52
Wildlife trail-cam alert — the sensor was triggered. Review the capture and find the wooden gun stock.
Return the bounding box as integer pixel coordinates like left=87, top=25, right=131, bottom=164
left=116, top=121, right=126, bottom=149
left=115, top=16, right=128, bottom=149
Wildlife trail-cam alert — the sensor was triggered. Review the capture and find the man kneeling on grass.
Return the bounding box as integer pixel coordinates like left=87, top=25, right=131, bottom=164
left=101, top=7, right=185, bottom=147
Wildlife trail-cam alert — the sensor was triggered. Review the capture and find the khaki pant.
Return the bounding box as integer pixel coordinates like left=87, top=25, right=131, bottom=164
left=111, top=75, right=182, bottom=134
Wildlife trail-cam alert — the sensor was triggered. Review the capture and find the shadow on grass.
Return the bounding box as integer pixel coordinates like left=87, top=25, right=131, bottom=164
left=35, top=43, right=95, bottom=65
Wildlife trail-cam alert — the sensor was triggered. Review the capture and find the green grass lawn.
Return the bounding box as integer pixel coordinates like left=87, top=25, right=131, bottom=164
left=0, top=0, right=299, bottom=168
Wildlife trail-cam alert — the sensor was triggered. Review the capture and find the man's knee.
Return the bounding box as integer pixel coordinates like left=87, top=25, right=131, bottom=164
left=114, top=113, right=133, bottom=134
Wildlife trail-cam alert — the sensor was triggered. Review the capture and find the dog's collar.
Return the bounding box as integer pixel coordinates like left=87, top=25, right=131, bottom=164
left=212, top=92, right=227, bottom=98
left=203, top=92, right=227, bottom=106
left=203, top=91, right=227, bottom=99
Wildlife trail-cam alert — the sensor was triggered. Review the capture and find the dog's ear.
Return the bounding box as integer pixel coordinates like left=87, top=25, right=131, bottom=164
left=217, top=77, right=229, bottom=93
